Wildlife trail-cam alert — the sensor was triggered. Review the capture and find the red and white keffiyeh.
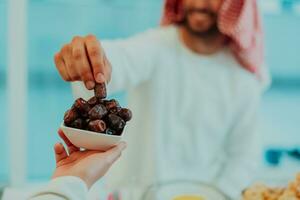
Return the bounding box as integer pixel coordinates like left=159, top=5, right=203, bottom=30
left=161, top=0, right=268, bottom=81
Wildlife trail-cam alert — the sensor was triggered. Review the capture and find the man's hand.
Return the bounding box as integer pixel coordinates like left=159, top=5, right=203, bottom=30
left=52, top=130, right=126, bottom=188
left=54, top=35, right=112, bottom=90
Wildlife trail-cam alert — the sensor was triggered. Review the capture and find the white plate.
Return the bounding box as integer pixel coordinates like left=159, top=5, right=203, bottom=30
left=60, top=123, right=123, bottom=151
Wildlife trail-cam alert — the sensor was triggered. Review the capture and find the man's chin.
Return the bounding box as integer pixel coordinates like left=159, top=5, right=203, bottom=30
left=191, top=27, right=211, bottom=33
left=185, top=24, right=219, bottom=37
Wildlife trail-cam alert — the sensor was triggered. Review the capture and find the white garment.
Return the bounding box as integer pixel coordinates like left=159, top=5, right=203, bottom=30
left=28, top=176, right=87, bottom=200
left=72, top=25, right=265, bottom=199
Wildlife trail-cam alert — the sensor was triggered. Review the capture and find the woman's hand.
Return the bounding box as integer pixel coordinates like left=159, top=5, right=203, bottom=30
left=52, top=130, right=126, bottom=188
left=54, top=35, right=112, bottom=90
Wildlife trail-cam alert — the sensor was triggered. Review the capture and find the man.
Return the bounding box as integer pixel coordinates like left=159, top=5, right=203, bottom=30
left=54, top=0, right=269, bottom=198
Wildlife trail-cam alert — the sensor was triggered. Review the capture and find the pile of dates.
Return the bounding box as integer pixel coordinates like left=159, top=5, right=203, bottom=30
left=64, top=83, right=132, bottom=136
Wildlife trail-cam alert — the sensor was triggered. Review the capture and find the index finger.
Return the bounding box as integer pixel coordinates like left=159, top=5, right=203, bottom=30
left=72, top=36, right=95, bottom=90
left=103, top=142, right=127, bottom=165
left=84, top=35, right=106, bottom=83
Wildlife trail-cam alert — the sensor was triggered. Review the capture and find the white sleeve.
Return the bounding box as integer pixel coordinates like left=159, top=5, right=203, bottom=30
left=28, top=177, right=88, bottom=200
left=72, top=27, right=169, bottom=99
left=215, top=79, right=263, bottom=199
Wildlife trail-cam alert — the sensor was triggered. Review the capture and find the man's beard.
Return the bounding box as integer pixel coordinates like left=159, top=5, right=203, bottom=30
left=184, top=21, right=219, bottom=37
left=181, top=8, right=220, bottom=37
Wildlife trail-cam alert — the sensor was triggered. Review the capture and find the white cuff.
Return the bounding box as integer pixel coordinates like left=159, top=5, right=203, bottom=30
left=29, top=176, right=88, bottom=200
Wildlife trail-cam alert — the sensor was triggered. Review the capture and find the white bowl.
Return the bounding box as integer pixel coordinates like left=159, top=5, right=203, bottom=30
left=60, top=123, right=123, bottom=151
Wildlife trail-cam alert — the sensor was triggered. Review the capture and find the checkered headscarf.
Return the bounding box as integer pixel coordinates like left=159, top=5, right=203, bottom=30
left=161, top=0, right=268, bottom=82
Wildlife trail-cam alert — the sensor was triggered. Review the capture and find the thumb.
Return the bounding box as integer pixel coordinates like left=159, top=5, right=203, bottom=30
left=103, top=142, right=127, bottom=165
left=54, top=143, right=68, bottom=164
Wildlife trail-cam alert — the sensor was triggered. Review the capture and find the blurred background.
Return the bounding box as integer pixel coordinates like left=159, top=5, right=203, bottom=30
left=0, top=0, right=300, bottom=198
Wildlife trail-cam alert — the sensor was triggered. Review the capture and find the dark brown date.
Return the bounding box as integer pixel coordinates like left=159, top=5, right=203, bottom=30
left=85, top=118, right=91, bottom=125
left=104, top=99, right=120, bottom=111
left=88, top=104, right=108, bottom=120
left=94, top=83, right=107, bottom=99
left=73, top=98, right=91, bottom=117
left=118, top=108, right=132, bottom=122
left=64, top=109, right=78, bottom=126
left=116, top=129, right=124, bottom=136
left=109, top=107, right=121, bottom=114
left=88, top=120, right=107, bottom=133
left=87, top=96, right=98, bottom=106
left=107, top=114, right=125, bottom=131
left=70, top=118, right=85, bottom=129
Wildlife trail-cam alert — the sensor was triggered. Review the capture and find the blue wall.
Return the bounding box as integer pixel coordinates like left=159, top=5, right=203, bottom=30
left=263, top=13, right=300, bottom=78
left=0, top=1, right=8, bottom=182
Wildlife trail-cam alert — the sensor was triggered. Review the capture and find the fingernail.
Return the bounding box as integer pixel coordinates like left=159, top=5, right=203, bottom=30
left=96, top=73, right=105, bottom=83
left=85, top=81, right=95, bottom=90
left=55, top=143, right=62, bottom=149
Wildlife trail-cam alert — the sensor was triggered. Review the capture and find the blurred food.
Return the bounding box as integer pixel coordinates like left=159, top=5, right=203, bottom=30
left=173, top=195, right=204, bottom=200
left=141, top=181, right=229, bottom=200
left=243, top=173, right=300, bottom=200
left=63, top=83, right=132, bottom=136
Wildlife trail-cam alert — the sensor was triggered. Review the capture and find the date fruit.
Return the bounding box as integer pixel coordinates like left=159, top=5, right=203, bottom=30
left=88, top=120, right=107, bottom=133
left=94, top=83, right=107, bottom=99
left=118, top=108, right=132, bottom=122
left=88, top=104, right=108, bottom=120
left=73, top=98, right=91, bottom=118
left=87, top=96, right=98, bottom=106
left=107, top=114, right=126, bottom=131
left=64, top=109, right=78, bottom=126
